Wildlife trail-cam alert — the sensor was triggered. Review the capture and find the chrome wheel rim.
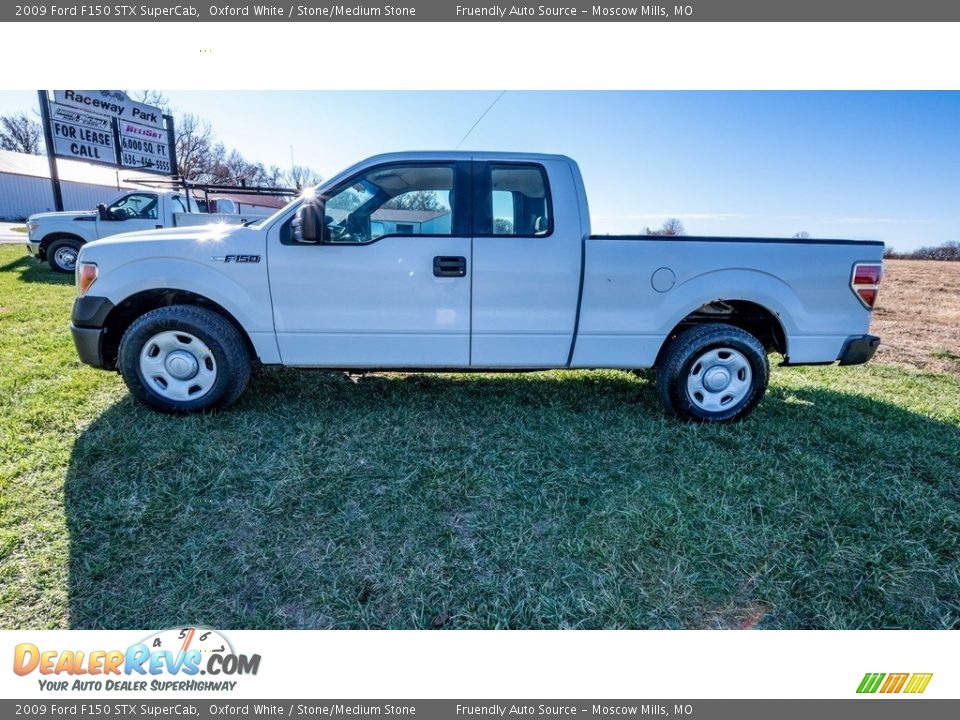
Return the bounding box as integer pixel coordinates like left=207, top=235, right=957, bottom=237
left=139, top=331, right=217, bottom=401
left=54, top=246, right=78, bottom=270
left=686, top=347, right=752, bottom=413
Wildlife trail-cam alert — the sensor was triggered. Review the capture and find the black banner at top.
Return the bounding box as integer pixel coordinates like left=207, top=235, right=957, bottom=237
left=6, top=0, right=960, bottom=22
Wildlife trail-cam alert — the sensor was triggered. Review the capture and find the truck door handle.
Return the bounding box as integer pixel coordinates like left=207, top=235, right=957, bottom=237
left=433, top=256, right=467, bottom=277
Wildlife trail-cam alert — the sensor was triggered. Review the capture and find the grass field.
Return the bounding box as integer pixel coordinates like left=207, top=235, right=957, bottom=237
left=0, top=247, right=958, bottom=629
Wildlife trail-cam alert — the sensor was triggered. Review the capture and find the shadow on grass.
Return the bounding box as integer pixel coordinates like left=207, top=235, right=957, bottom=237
left=0, top=254, right=74, bottom=285
left=64, top=370, right=960, bottom=629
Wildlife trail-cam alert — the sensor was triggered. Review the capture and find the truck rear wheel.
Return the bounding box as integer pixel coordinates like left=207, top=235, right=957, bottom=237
left=118, top=305, right=250, bottom=413
left=655, top=323, right=769, bottom=423
left=47, top=237, right=83, bottom=273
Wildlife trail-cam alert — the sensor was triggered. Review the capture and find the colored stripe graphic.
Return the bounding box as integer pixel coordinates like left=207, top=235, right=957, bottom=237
left=857, top=673, right=885, bottom=693
left=904, top=673, right=934, bottom=694
left=880, top=673, right=909, bottom=693
left=857, top=672, right=932, bottom=694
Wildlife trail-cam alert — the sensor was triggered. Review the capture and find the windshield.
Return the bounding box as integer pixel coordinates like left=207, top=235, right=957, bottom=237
left=107, top=192, right=159, bottom=220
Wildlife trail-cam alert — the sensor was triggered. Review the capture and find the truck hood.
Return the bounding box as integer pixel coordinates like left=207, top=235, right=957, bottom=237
left=28, top=210, right=96, bottom=222
left=79, top=222, right=265, bottom=274
left=90, top=222, right=248, bottom=245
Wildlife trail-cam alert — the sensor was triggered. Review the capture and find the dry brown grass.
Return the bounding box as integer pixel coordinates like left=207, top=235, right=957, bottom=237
left=872, top=259, right=960, bottom=374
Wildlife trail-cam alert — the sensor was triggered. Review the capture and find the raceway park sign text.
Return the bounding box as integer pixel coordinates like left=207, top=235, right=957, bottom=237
left=54, top=90, right=164, bottom=128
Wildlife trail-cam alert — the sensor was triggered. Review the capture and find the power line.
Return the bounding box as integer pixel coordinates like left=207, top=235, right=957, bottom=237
left=455, top=91, right=506, bottom=149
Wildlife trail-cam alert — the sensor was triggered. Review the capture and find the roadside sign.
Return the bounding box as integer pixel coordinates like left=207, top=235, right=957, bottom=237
left=117, top=119, right=174, bottom=174
left=39, top=91, right=177, bottom=185
left=47, top=101, right=117, bottom=165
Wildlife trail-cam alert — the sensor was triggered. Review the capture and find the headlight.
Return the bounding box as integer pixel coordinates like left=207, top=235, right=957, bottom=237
left=77, top=262, right=98, bottom=297
left=27, top=222, right=39, bottom=232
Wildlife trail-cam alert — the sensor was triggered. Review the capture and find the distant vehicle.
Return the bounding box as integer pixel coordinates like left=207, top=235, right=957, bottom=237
left=69, top=152, right=884, bottom=422
left=24, top=188, right=274, bottom=272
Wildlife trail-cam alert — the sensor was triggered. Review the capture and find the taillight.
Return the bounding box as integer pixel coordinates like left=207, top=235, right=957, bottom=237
left=851, top=262, right=882, bottom=309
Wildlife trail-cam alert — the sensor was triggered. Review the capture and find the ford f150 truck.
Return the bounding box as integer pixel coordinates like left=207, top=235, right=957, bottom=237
left=26, top=188, right=270, bottom=273
left=69, top=152, right=883, bottom=422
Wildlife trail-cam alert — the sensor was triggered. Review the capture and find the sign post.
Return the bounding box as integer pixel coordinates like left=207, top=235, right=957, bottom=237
left=37, top=90, right=64, bottom=212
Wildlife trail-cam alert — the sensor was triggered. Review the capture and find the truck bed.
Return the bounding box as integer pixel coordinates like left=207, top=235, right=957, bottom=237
left=572, top=234, right=885, bottom=368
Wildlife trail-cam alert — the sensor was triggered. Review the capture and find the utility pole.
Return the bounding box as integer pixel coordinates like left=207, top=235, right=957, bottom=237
left=37, top=90, right=64, bottom=211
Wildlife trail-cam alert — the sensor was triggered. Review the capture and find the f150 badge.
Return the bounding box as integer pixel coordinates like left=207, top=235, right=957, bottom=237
left=211, top=254, right=261, bottom=263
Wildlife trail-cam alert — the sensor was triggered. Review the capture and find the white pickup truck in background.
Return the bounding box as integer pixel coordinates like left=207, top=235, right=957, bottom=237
left=69, top=152, right=884, bottom=422
left=25, top=188, right=273, bottom=272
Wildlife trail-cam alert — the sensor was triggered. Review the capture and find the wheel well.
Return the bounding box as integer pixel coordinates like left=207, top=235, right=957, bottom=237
left=656, top=300, right=787, bottom=366
left=39, top=233, right=84, bottom=258
left=100, top=289, right=257, bottom=369
left=40, top=232, right=84, bottom=251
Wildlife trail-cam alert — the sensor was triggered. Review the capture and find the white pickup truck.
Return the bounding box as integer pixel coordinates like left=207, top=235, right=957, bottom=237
left=70, top=152, right=884, bottom=422
left=25, top=188, right=270, bottom=272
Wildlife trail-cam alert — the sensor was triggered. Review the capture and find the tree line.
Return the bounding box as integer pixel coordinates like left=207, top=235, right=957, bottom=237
left=884, top=241, right=960, bottom=261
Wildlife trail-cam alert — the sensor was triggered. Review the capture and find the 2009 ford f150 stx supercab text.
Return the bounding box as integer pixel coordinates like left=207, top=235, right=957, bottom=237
left=69, top=152, right=884, bottom=422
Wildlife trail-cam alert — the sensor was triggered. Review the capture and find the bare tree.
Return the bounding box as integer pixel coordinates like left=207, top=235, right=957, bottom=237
left=883, top=241, right=960, bottom=261
left=643, top=218, right=686, bottom=236
left=164, top=108, right=303, bottom=192
left=382, top=191, right=444, bottom=211
left=286, top=164, right=324, bottom=190
left=174, top=113, right=215, bottom=181
left=130, top=90, right=170, bottom=111
left=265, top=165, right=286, bottom=187
left=909, top=240, right=960, bottom=261
left=0, top=113, right=43, bottom=154
left=327, top=188, right=362, bottom=210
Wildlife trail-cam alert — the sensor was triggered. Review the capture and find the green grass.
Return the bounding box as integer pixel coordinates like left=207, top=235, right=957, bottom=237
left=931, top=350, right=960, bottom=363
left=9, top=226, right=27, bottom=234
left=0, top=245, right=958, bottom=629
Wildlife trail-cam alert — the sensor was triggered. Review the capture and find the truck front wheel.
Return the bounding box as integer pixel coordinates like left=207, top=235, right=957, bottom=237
left=118, top=305, right=251, bottom=413
left=47, top=237, right=83, bottom=273
left=655, top=323, right=769, bottom=423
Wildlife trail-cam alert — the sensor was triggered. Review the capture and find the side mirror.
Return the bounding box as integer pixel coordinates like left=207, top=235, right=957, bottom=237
left=292, top=202, right=324, bottom=244
left=97, top=204, right=110, bottom=221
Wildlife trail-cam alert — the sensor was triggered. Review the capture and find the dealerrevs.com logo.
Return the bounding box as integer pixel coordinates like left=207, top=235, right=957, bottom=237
left=857, top=672, right=933, bottom=694
left=13, top=627, right=261, bottom=692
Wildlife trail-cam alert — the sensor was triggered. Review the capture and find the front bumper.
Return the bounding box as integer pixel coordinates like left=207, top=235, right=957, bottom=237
left=25, top=240, right=41, bottom=258
left=71, top=324, right=106, bottom=368
left=837, top=334, right=880, bottom=366
left=71, top=295, right=115, bottom=370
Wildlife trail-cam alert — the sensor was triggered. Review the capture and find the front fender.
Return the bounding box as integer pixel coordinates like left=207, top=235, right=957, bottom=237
left=98, top=256, right=273, bottom=334
left=39, top=227, right=95, bottom=246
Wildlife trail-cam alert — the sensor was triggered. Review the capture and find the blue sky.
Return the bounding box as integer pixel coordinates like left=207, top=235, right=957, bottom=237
left=2, top=91, right=957, bottom=250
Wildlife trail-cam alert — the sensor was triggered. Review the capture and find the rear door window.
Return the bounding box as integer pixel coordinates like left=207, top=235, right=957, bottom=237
left=476, top=163, right=551, bottom=237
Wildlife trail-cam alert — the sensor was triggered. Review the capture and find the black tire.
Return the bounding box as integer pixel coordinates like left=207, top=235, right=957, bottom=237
left=46, top=237, right=83, bottom=273
left=655, top=323, right=769, bottom=423
left=118, top=305, right=251, bottom=413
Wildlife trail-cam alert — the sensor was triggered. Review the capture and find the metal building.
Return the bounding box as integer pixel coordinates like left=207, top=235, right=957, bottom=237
left=0, top=149, right=290, bottom=220
left=0, top=149, right=161, bottom=220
